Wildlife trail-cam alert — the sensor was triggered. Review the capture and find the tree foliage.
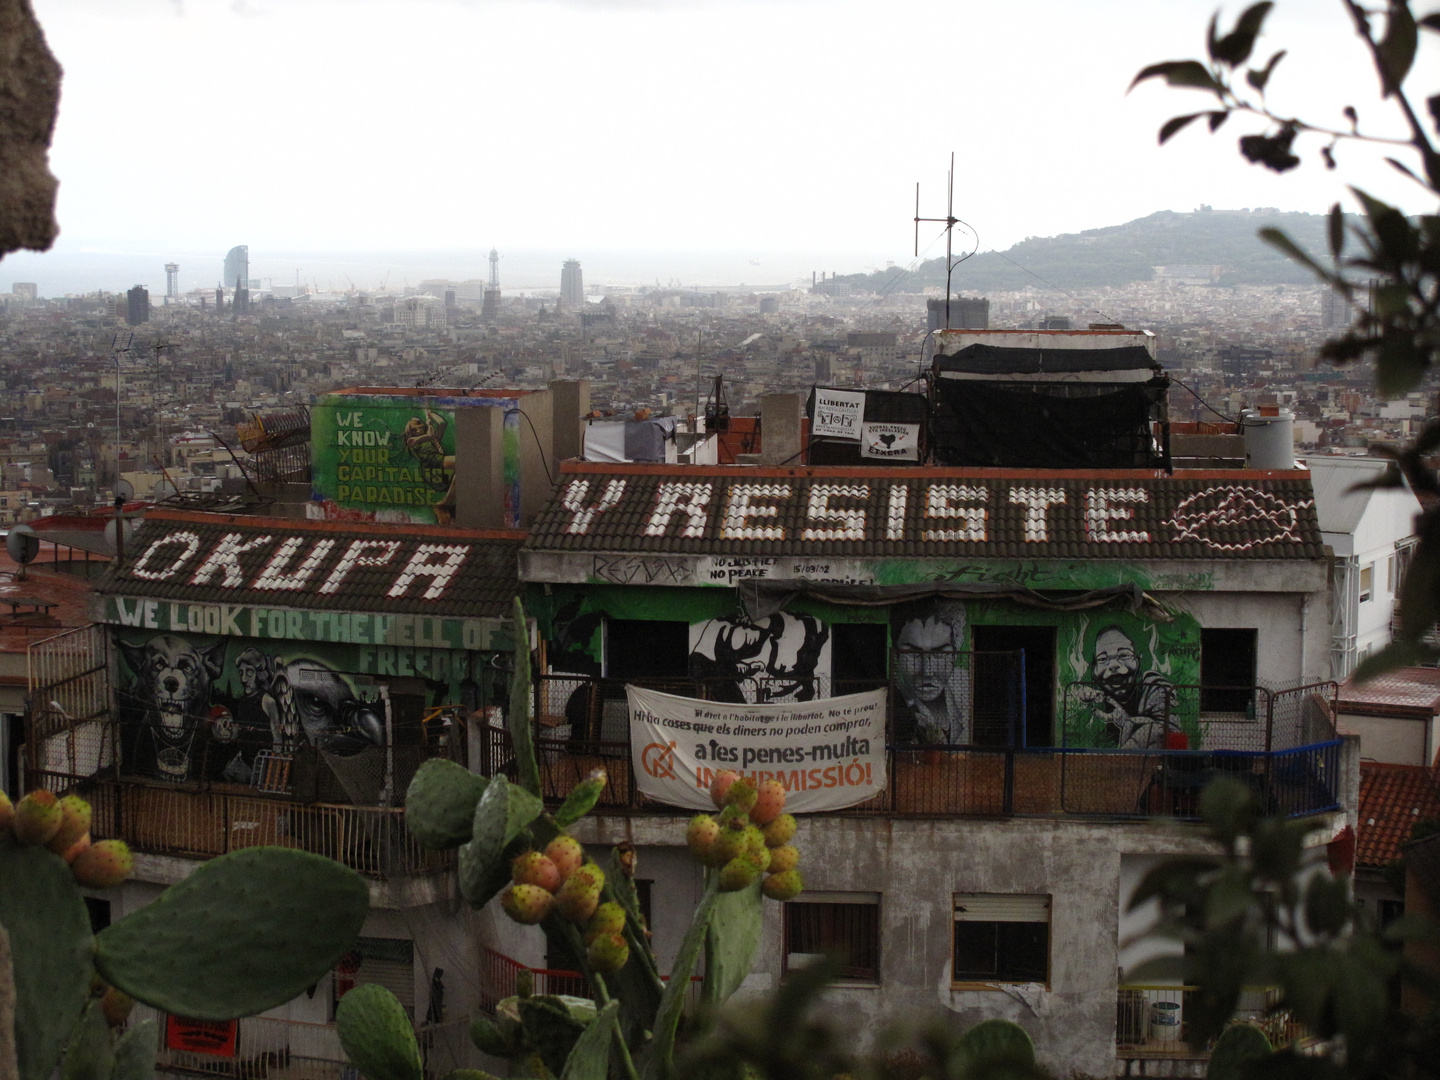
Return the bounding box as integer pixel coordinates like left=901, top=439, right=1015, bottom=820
left=1138, top=1, right=1440, bottom=676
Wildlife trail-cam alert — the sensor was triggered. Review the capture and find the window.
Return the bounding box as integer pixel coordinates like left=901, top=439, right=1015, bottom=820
left=952, top=894, right=1050, bottom=985
left=605, top=620, right=689, bottom=680
left=831, top=624, right=888, bottom=693
left=1359, top=563, right=1374, bottom=603
left=783, top=892, right=880, bottom=983
left=1200, top=628, right=1257, bottom=713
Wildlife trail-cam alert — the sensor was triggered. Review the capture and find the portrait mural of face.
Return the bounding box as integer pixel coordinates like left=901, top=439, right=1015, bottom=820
left=1065, top=616, right=1196, bottom=749
left=890, top=598, right=971, bottom=745
left=688, top=612, right=831, bottom=703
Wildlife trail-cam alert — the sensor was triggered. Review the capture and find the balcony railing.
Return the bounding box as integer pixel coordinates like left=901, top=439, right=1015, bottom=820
left=41, top=774, right=451, bottom=878
left=480, top=947, right=702, bottom=1014
left=132, top=1006, right=476, bottom=1080
left=1116, top=985, right=1309, bottom=1058
left=488, top=674, right=1343, bottom=821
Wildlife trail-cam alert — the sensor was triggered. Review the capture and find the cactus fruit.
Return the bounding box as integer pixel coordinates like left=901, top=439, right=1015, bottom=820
left=100, top=987, right=135, bottom=1027
left=568, top=862, right=605, bottom=893
left=60, top=834, right=91, bottom=864
left=761, top=869, right=803, bottom=902
left=511, top=851, right=562, bottom=893
left=13, top=789, right=62, bottom=845
left=585, top=931, right=629, bottom=974
left=761, top=812, right=796, bottom=848
left=750, top=779, right=787, bottom=825
left=768, top=844, right=800, bottom=874
left=741, top=845, right=771, bottom=874
left=724, top=776, right=758, bottom=813
left=544, top=834, right=584, bottom=881
left=500, top=883, right=555, bottom=925
left=46, top=795, right=92, bottom=856
left=584, top=902, right=626, bottom=944
left=718, top=858, right=759, bottom=892
left=686, top=814, right=722, bottom=865
left=71, top=840, right=134, bottom=889
left=555, top=872, right=602, bottom=924
left=710, top=770, right=741, bottom=808
left=0, top=786, right=12, bottom=829
left=712, top=820, right=750, bottom=866
left=335, top=984, right=423, bottom=1080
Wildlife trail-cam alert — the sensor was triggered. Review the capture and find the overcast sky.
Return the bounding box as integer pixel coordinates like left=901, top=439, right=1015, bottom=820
left=12, top=0, right=1440, bottom=288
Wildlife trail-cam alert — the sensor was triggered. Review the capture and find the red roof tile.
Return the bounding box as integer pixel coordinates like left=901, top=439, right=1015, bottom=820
left=1357, top=761, right=1440, bottom=868
left=1337, top=668, right=1440, bottom=719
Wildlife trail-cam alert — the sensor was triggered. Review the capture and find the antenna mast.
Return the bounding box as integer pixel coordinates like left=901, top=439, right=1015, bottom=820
left=913, top=152, right=978, bottom=329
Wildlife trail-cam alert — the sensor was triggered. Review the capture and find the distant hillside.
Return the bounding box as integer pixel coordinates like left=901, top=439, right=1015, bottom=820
left=835, top=209, right=1349, bottom=293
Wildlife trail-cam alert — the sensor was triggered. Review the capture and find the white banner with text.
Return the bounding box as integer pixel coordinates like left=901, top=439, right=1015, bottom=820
left=627, top=685, right=887, bottom=812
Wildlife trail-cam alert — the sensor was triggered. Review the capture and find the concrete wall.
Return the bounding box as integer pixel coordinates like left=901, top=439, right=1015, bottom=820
left=518, top=390, right=555, bottom=529
left=555, top=811, right=1319, bottom=1076
left=1180, top=590, right=1330, bottom=686
left=1338, top=711, right=1431, bottom=765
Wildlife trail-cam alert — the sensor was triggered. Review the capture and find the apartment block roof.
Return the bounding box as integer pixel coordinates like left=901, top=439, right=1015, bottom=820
left=1338, top=667, right=1440, bottom=720
left=94, top=510, right=523, bottom=618
left=523, top=464, right=1324, bottom=560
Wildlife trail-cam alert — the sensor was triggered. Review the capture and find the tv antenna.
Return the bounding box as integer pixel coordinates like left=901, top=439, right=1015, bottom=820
left=914, top=151, right=979, bottom=329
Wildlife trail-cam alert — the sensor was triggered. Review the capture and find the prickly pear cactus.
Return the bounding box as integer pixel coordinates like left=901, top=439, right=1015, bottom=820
left=335, top=984, right=422, bottom=1080
left=1206, top=1023, right=1272, bottom=1080
left=0, top=837, right=92, bottom=1080
left=952, top=1018, right=1036, bottom=1077
left=95, top=846, right=369, bottom=1020
left=405, top=759, right=487, bottom=850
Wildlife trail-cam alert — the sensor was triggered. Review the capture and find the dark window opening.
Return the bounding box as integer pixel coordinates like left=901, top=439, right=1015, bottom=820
left=832, top=624, right=888, bottom=694
left=953, top=895, right=1050, bottom=984
left=606, top=620, right=689, bottom=680
left=84, top=897, right=111, bottom=933
left=972, top=625, right=1056, bottom=747
left=1201, top=629, right=1257, bottom=712
left=784, top=900, right=880, bottom=982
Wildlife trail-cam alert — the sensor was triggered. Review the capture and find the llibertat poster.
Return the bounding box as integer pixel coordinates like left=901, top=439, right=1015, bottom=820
left=627, top=685, right=886, bottom=812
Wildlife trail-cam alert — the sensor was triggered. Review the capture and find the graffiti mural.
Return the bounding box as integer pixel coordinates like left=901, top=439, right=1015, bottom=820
left=889, top=598, right=971, bottom=744
left=115, top=631, right=474, bottom=784
left=688, top=612, right=831, bottom=703
left=310, top=393, right=522, bottom=526
left=1062, top=615, right=1200, bottom=749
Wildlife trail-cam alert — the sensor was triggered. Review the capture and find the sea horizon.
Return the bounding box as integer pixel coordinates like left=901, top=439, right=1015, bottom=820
left=0, top=241, right=901, bottom=299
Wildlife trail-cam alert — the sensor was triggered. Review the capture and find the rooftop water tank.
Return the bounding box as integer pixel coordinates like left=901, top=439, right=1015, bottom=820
left=1240, top=408, right=1296, bottom=470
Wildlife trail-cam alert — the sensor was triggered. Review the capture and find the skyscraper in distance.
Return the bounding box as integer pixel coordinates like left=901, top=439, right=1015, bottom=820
left=126, top=285, right=150, bottom=326
left=560, top=259, right=583, bottom=308
left=223, top=245, right=249, bottom=293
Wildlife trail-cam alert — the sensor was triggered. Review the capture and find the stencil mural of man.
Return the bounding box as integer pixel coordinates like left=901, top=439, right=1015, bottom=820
left=688, top=613, right=830, bottom=703
left=1072, top=624, right=1175, bottom=749
left=402, top=408, right=458, bottom=524
left=891, top=599, right=971, bottom=745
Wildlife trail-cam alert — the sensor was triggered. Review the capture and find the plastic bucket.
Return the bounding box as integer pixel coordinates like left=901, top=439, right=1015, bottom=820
left=1150, top=1000, right=1181, bottom=1042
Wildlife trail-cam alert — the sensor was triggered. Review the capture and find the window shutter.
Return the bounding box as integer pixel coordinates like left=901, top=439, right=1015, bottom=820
left=953, top=894, right=1049, bottom=922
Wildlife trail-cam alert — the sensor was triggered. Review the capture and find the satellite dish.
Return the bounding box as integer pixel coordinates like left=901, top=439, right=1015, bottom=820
left=151, top=479, right=177, bottom=502
left=114, top=479, right=135, bottom=502
left=6, top=525, right=38, bottom=565
left=103, top=517, right=137, bottom=555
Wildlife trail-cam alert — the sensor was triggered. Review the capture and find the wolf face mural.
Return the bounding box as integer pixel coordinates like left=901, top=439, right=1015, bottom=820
left=688, top=613, right=831, bottom=703
left=118, top=633, right=389, bottom=784
left=118, top=635, right=229, bottom=783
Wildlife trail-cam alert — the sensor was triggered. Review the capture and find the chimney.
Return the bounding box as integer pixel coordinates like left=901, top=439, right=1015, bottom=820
left=760, top=393, right=803, bottom=466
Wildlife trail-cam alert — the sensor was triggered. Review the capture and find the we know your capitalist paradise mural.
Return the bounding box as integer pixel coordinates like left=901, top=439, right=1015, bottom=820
left=310, top=393, right=522, bottom=526
left=628, top=686, right=887, bottom=812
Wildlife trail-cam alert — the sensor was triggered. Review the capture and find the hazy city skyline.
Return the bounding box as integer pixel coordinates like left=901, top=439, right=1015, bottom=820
left=5, top=0, right=1439, bottom=295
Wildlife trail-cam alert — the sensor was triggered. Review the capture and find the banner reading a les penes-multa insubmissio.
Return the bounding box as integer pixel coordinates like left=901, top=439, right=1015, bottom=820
left=627, top=685, right=887, bottom=813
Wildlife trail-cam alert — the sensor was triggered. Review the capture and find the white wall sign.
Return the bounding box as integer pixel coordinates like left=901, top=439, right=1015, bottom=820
left=628, top=685, right=887, bottom=813
left=812, top=389, right=866, bottom=441
left=860, top=422, right=919, bottom=460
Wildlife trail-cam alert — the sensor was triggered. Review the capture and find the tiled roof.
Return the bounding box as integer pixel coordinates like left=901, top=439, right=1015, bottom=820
left=523, top=464, right=1325, bottom=560
left=94, top=510, right=523, bottom=618
left=1337, top=668, right=1440, bottom=719
left=1357, top=761, right=1440, bottom=868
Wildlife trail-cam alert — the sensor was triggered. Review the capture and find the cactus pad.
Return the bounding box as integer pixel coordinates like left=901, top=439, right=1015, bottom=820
left=458, top=775, right=542, bottom=909
left=508, top=599, right=542, bottom=796
left=94, top=846, right=368, bottom=1020
left=405, top=760, right=487, bottom=850
left=0, top=838, right=93, bottom=1080
left=558, top=999, right=618, bottom=1080
left=60, top=1000, right=112, bottom=1080
left=1207, top=1023, right=1272, bottom=1080
left=704, top=877, right=763, bottom=1004
left=335, top=984, right=422, bottom=1080
left=954, top=1018, right=1035, bottom=1072
left=110, top=1017, right=158, bottom=1080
